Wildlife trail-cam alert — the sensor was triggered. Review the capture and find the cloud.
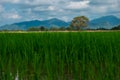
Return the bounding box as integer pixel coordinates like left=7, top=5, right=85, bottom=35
left=1, top=9, right=21, bottom=20
left=1, top=12, right=21, bottom=20
left=0, top=0, right=120, bottom=25
left=88, top=0, right=120, bottom=15
left=33, top=6, right=56, bottom=11
left=48, top=6, right=56, bottom=11
left=23, top=0, right=53, bottom=5
left=66, top=1, right=90, bottom=10
left=60, top=16, right=69, bottom=22
left=7, top=13, right=21, bottom=19
left=0, top=0, right=20, bottom=3
left=0, top=5, right=4, bottom=12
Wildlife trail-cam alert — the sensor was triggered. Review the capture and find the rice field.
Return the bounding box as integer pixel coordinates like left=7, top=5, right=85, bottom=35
left=0, top=32, right=120, bottom=80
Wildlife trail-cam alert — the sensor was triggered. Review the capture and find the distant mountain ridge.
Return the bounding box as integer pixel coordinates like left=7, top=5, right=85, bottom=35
left=0, top=15, right=120, bottom=30
left=0, top=18, right=69, bottom=30
left=89, top=15, right=120, bottom=29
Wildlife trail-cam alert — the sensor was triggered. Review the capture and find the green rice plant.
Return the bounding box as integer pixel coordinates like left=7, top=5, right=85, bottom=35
left=0, top=32, right=120, bottom=80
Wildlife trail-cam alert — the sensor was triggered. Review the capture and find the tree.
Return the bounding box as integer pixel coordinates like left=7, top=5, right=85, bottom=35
left=59, top=26, right=66, bottom=31
left=50, top=26, right=59, bottom=31
left=111, top=25, right=120, bottom=30
left=27, top=27, right=39, bottom=31
left=39, top=26, right=48, bottom=31
left=70, top=16, right=89, bottom=30
left=96, top=28, right=108, bottom=30
left=66, top=26, right=72, bottom=31
left=27, top=26, right=48, bottom=31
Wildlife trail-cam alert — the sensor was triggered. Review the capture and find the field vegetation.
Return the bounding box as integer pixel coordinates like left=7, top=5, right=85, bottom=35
left=0, top=32, right=120, bottom=80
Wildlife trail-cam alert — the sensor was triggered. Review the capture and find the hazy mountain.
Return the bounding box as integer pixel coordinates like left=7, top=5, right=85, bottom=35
left=0, top=18, right=69, bottom=30
left=42, top=18, right=69, bottom=27
left=89, top=15, right=120, bottom=29
left=0, top=15, right=120, bottom=30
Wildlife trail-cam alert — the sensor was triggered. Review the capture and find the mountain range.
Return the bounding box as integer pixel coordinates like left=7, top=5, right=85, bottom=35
left=0, top=15, right=120, bottom=30
left=89, top=15, right=120, bottom=29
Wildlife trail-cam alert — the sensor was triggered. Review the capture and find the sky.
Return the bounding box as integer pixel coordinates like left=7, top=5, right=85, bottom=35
left=0, top=0, right=120, bottom=26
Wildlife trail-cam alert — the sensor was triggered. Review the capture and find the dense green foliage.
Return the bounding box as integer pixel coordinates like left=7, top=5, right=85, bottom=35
left=111, top=25, right=120, bottom=30
left=70, top=16, right=89, bottom=30
left=0, top=32, right=120, bottom=80
left=27, top=26, right=48, bottom=31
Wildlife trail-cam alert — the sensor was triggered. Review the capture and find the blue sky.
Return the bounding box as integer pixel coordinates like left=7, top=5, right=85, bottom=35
left=0, top=0, right=120, bottom=26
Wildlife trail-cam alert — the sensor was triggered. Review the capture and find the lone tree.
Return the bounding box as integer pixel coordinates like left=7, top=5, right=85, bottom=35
left=70, top=16, right=89, bottom=30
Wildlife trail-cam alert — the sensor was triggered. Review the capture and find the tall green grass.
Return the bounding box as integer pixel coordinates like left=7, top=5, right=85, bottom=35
left=0, top=32, right=120, bottom=80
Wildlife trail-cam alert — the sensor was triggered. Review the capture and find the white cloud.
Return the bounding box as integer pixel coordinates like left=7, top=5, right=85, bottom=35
left=48, top=16, right=54, bottom=19
left=0, top=0, right=20, bottom=3
left=0, top=5, right=4, bottom=12
left=58, top=9, right=64, bottom=12
left=3, top=13, right=21, bottom=19
left=0, top=0, right=54, bottom=5
left=91, top=6, right=108, bottom=13
left=0, top=8, right=21, bottom=19
left=48, top=6, right=55, bottom=11
left=23, top=0, right=55, bottom=5
left=34, top=6, right=56, bottom=11
left=9, top=14, right=21, bottom=19
left=66, top=1, right=90, bottom=9
left=34, top=7, right=45, bottom=11
left=0, top=0, right=120, bottom=25
left=89, top=0, right=120, bottom=15
left=60, top=16, right=69, bottom=22
left=12, top=0, right=20, bottom=3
